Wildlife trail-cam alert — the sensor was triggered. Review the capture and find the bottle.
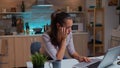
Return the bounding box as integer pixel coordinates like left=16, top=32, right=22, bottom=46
left=11, top=15, right=17, bottom=27
left=25, top=22, right=30, bottom=34
left=44, top=25, right=46, bottom=32
left=11, top=8, right=17, bottom=27
left=21, top=1, right=25, bottom=12
left=78, top=6, right=82, bottom=11
left=16, top=18, right=24, bottom=34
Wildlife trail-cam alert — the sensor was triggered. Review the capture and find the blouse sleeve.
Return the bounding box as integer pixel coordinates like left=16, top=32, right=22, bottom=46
left=67, top=32, right=76, bottom=55
left=42, top=34, right=57, bottom=60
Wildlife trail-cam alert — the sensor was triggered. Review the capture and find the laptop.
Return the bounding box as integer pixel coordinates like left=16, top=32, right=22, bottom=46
left=73, top=46, right=120, bottom=68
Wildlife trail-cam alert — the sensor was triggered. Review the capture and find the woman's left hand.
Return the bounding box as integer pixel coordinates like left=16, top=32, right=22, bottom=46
left=78, top=56, right=90, bottom=62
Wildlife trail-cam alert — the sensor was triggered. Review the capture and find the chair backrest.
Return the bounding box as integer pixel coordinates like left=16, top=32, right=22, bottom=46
left=30, top=42, right=41, bottom=55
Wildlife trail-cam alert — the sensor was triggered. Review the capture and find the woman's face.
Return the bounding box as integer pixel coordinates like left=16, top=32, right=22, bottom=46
left=63, top=19, right=73, bottom=35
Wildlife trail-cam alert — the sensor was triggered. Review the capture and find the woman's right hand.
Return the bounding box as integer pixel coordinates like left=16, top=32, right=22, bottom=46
left=57, top=27, right=68, bottom=43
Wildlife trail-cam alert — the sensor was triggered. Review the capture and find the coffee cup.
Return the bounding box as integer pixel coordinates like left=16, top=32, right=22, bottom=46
left=53, top=60, right=61, bottom=68
left=50, top=60, right=61, bottom=68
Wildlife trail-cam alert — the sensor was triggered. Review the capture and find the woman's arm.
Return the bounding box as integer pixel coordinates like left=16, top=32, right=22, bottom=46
left=56, top=39, right=66, bottom=60
left=42, top=27, right=68, bottom=60
left=67, top=32, right=90, bottom=62
left=71, top=52, right=90, bottom=62
left=56, top=27, right=68, bottom=60
left=42, top=34, right=58, bottom=60
left=42, top=35, right=67, bottom=60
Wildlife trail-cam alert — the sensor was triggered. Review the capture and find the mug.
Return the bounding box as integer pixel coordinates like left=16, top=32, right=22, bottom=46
left=49, top=60, right=61, bottom=68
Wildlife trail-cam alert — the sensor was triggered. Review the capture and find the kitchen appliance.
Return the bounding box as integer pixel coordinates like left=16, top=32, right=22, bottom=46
left=72, top=23, right=84, bottom=33
left=33, top=28, right=42, bottom=34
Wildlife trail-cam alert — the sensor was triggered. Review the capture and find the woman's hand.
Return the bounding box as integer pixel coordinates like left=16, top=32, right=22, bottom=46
left=56, top=27, right=68, bottom=60
left=78, top=56, right=90, bottom=62
left=57, top=27, right=68, bottom=43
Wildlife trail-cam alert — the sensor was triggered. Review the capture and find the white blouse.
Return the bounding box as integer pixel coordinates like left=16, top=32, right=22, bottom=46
left=42, top=32, right=75, bottom=60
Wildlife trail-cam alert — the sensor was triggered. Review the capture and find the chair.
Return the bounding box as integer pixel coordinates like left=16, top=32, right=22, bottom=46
left=30, top=42, right=41, bottom=55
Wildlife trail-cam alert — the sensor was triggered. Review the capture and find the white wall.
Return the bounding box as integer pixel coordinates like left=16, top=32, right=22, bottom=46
left=103, top=0, right=119, bottom=51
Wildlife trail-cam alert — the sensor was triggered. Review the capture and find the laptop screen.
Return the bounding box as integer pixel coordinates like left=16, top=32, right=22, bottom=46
left=73, top=46, right=120, bottom=68
left=98, top=46, right=120, bottom=68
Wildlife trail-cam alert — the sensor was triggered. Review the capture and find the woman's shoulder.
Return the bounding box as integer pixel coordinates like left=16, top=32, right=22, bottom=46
left=68, top=32, right=73, bottom=37
left=42, top=32, right=50, bottom=39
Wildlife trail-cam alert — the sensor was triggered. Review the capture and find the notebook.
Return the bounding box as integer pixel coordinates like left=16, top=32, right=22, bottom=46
left=73, top=46, right=120, bottom=68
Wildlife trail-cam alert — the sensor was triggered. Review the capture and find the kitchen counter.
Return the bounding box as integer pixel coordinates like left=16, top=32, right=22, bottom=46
left=0, top=31, right=88, bottom=68
left=0, top=32, right=88, bottom=38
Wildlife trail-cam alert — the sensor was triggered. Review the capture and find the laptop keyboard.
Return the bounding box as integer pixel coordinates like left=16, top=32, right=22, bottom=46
left=87, top=61, right=101, bottom=68
left=73, top=59, right=102, bottom=68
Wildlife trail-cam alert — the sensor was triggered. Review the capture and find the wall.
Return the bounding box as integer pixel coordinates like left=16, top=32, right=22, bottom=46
left=103, top=0, right=119, bottom=51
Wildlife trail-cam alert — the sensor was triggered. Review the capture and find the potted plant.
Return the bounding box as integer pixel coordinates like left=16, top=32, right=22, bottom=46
left=31, top=52, right=48, bottom=68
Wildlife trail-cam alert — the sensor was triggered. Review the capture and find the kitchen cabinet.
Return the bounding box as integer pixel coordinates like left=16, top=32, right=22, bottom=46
left=14, top=36, right=43, bottom=67
left=0, top=37, right=14, bottom=68
left=65, top=33, right=88, bottom=58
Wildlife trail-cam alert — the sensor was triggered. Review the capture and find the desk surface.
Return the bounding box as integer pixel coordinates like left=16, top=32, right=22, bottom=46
left=27, top=56, right=120, bottom=68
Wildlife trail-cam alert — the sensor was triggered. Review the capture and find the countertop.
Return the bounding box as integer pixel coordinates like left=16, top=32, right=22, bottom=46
left=0, top=32, right=88, bottom=38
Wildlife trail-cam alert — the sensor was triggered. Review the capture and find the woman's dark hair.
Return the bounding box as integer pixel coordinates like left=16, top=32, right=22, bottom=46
left=48, top=11, right=72, bottom=46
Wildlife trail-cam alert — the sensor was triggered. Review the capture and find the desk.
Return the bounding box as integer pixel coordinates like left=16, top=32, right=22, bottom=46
left=27, top=59, right=79, bottom=68
left=26, top=56, right=120, bottom=68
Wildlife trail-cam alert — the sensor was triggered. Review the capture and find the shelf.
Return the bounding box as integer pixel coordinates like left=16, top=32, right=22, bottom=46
left=95, top=27, right=104, bottom=31
left=87, top=6, right=104, bottom=56
left=0, top=12, right=22, bottom=15
left=88, top=26, right=104, bottom=31
left=94, top=8, right=104, bottom=11
left=88, top=9, right=94, bottom=12
left=67, top=11, right=84, bottom=14
left=0, top=12, right=31, bottom=20
left=87, top=8, right=104, bottom=12
left=0, top=12, right=30, bottom=15
left=94, top=44, right=104, bottom=47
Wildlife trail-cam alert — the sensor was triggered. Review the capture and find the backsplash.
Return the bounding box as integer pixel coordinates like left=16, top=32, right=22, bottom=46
left=23, top=5, right=54, bottom=33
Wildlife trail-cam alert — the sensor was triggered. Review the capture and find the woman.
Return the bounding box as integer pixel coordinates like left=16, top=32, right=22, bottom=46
left=42, top=11, right=90, bottom=62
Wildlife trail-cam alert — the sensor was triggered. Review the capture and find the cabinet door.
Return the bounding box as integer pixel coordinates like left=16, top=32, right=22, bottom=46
left=65, top=34, right=88, bottom=58
left=23, top=37, right=34, bottom=67
left=14, top=36, right=44, bottom=67
left=73, top=34, right=88, bottom=56
left=7, top=37, right=15, bottom=68
left=31, top=36, right=45, bottom=54
left=14, top=37, right=34, bottom=67
left=14, top=37, right=26, bottom=67
left=0, top=37, right=14, bottom=68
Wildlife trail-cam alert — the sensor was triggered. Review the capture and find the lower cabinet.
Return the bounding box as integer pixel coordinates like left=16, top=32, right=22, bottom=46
left=0, top=37, right=14, bottom=68
left=65, top=33, right=88, bottom=58
left=14, top=36, right=43, bottom=67
left=0, top=33, right=88, bottom=68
